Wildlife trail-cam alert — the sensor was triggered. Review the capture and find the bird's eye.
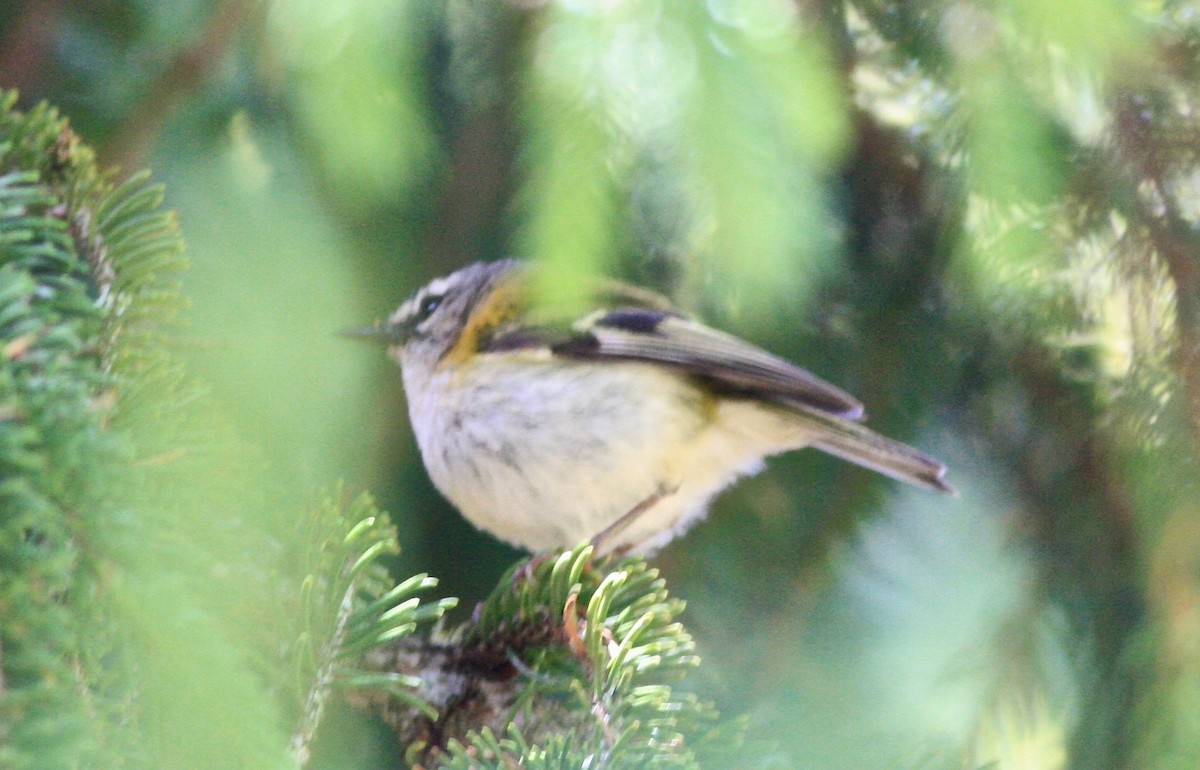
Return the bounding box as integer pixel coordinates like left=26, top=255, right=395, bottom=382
left=416, top=294, right=442, bottom=322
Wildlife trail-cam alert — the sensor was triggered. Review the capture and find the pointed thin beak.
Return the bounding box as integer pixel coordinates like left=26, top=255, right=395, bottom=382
left=339, top=322, right=407, bottom=345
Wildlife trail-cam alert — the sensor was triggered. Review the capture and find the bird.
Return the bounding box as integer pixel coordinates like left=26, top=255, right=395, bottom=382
left=346, top=259, right=951, bottom=554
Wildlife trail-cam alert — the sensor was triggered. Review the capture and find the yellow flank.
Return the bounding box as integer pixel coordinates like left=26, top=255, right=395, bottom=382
left=441, top=276, right=528, bottom=367
left=693, top=388, right=721, bottom=426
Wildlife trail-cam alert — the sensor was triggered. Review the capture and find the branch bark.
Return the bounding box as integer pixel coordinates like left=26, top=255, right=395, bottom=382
left=102, top=0, right=256, bottom=172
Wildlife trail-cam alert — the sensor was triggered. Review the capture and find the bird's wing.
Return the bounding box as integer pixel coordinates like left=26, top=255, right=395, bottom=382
left=483, top=303, right=865, bottom=420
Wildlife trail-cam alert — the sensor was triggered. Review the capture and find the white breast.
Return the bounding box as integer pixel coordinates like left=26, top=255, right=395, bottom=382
left=400, top=352, right=810, bottom=552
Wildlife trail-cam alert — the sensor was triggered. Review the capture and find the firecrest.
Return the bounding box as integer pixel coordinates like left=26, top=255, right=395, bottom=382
left=347, top=259, right=951, bottom=554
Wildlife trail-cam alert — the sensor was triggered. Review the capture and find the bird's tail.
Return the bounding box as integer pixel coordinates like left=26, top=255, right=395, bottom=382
left=795, top=405, right=954, bottom=494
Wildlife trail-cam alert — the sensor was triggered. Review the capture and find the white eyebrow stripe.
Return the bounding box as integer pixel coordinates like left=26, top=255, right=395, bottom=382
left=390, top=275, right=460, bottom=324
left=425, top=276, right=458, bottom=296
left=389, top=296, right=418, bottom=324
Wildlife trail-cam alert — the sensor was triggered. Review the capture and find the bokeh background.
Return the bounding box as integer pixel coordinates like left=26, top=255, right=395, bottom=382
left=4, top=0, right=1199, bottom=767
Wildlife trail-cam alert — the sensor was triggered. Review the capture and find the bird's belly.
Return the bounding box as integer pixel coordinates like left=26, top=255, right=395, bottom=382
left=410, top=358, right=712, bottom=551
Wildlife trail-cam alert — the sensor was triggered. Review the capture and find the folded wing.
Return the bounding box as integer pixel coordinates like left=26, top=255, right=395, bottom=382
left=548, top=308, right=866, bottom=420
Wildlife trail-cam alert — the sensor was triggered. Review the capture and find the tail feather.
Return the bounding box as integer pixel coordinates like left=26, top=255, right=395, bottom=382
left=795, top=405, right=954, bottom=494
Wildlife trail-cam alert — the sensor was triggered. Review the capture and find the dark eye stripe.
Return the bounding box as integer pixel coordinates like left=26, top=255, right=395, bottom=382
left=416, top=294, right=442, bottom=322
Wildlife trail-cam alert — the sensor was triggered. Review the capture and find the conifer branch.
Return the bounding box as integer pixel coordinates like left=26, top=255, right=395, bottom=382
left=287, top=488, right=455, bottom=765
left=354, top=545, right=739, bottom=769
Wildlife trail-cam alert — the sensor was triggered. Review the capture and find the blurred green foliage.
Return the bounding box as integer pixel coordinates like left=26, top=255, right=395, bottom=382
left=0, top=94, right=296, bottom=769
left=0, top=94, right=453, bottom=770
left=5, top=0, right=1200, bottom=768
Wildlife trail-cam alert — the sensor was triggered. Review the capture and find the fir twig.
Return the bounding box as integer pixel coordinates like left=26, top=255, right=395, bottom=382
left=356, top=544, right=737, bottom=770
left=287, top=487, right=455, bottom=765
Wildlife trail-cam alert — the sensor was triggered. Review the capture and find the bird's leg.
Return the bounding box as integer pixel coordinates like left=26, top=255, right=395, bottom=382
left=498, top=484, right=678, bottom=628
left=588, top=483, right=678, bottom=556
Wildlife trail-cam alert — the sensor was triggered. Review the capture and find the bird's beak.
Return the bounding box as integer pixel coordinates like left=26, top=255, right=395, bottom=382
left=340, top=322, right=407, bottom=345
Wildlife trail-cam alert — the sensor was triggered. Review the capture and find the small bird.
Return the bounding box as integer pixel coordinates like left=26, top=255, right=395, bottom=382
left=347, top=259, right=951, bottom=554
